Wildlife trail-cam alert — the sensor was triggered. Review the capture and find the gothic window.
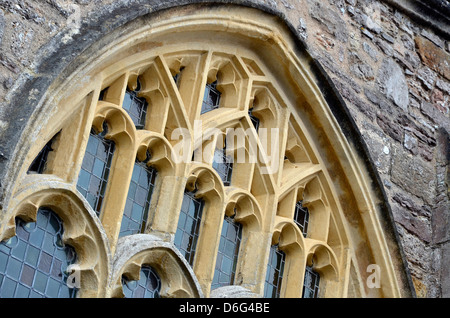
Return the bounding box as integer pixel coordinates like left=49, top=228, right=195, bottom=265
left=201, top=81, right=221, bottom=114
left=76, top=123, right=115, bottom=216
left=3, top=6, right=407, bottom=299
left=122, top=78, right=148, bottom=129
left=0, top=208, right=77, bottom=298
left=302, top=266, right=320, bottom=298
left=263, top=245, right=286, bottom=298
left=294, top=201, right=309, bottom=238
left=174, top=191, right=204, bottom=265
left=212, top=146, right=233, bottom=186
left=121, top=266, right=161, bottom=298
left=119, top=155, right=157, bottom=238
left=211, top=215, right=242, bottom=289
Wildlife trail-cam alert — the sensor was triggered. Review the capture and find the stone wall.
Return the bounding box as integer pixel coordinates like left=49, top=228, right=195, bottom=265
left=0, top=0, right=448, bottom=297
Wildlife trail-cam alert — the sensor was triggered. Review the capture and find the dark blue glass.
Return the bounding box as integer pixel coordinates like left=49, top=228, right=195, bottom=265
left=122, top=79, right=148, bottom=129
left=211, top=216, right=242, bottom=289
left=119, top=158, right=157, bottom=238
left=294, top=200, right=309, bottom=238
left=201, top=81, right=221, bottom=114
left=174, top=191, right=204, bottom=265
left=77, top=123, right=115, bottom=216
left=263, top=245, right=285, bottom=298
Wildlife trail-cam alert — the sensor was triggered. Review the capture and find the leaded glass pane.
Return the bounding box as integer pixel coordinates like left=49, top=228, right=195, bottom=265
left=0, top=208, right=77, bottom=298
left=294, top=200, right=309, bottom=237
left=302, top=266, right=320, bottom=298
left=174, top=191, right=204, bottom=265
left=211, top=216, right=242, bottom=290
left=77, top=123, right=115, bottom=216
left=119, top=157, right=157, bottom=238
left=263, top=245, right=285, bottom=298
left=122, top=79, right=148, bottom=129
left=201, top=81, right=221, bottom=114
left=122, top=266, right=161, bottom=298
left=212, top=148, right=233, bottom=186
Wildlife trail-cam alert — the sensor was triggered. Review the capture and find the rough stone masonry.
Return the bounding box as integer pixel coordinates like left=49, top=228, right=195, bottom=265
left=0, top=0, right=448, bottom=297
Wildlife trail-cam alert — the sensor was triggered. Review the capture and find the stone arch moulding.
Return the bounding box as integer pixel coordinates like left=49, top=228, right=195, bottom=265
left=110, top=234, right=204, bottom=298
left=1, top=174, right=111, bottom=298
left=0, top=2, right=414, bottom=298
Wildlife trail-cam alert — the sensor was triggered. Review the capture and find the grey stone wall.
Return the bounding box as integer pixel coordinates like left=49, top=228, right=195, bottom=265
left=0, top=0, right=448, bottom=297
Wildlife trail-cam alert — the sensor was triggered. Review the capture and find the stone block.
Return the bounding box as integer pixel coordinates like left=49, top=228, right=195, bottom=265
left=421, top=101, right=449, bottom=130
left=417, top=66, right=437, bottom=90
left=391, top=204, right=431, bottom=243
left=391, top=146, right=435, bottom=205
left=376, top=112, right=403, bottom=142
left=441, top=242, right=450, bottom=297
left=415, top=36, right=450, bottom=80
left=377, top=58, right=409, bottom=111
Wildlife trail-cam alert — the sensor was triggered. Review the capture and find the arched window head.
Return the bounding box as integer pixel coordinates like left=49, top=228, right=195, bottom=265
left=0, top=208, right=77, bottom=298
left=2, top=4, right=412, bottom=299
left=121, top=266, right=161, bottom=298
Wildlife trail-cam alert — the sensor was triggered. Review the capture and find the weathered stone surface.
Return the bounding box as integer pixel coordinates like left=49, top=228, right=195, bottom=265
left=309, top=0, right=348, bottom=42
left=377, top=58, right=409, bottom=111
left=360, top=125, right=391, bottom=175
left=297, top=17, right=307, bottom=41
left=377, top=113, right=403, bottom=142
left=391, top=146, right=436, bottom=205
left=392, top=204, right=431, bottom=243
left=210, top=285, right=261, bottom=298
left=421, top=101, right=449, bottom=130
left=415, top=36, right=450, bottom=81
left=0, top=9, right=4, bottom=47
left=362, top=41, right=378, bottom=61
left=441, top=242, right=450, bottom=297
left=334, top=79, right=375, bottom=121
left=348, top=52, right=374, bottom=81
left=396, top=225, right=432, bottom=275
left=403, top=132, right=418, bottom=155
left=392, top=192, right=431, bottom=218
left=417, top=66, right=437, bottom=91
